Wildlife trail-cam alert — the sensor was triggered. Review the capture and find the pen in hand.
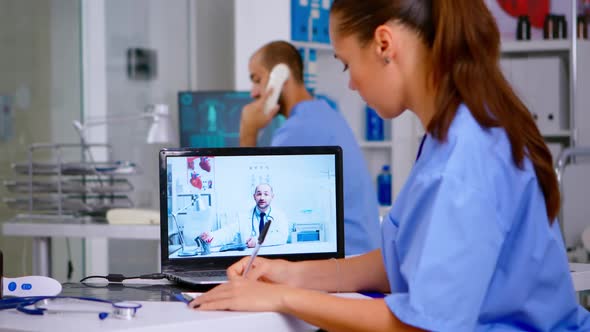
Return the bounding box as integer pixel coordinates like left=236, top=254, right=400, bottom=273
left=243, top=219, right=272, bottom=277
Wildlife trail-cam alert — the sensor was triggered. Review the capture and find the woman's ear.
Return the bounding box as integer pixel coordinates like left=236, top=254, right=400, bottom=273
left=374, top=24, right=395, bottom=63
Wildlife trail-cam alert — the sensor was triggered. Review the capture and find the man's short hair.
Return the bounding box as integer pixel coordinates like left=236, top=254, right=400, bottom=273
left=257, top=41, right=304, bottom=84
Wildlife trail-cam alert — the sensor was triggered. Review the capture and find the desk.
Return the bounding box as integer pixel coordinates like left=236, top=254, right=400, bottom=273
left=0, top=282, right=318, bottom=332
left=1, top=217, right=160, bottom=276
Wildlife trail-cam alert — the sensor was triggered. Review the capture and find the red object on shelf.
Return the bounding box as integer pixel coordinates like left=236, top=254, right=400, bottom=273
left=497, top=0, right=549, bottom=28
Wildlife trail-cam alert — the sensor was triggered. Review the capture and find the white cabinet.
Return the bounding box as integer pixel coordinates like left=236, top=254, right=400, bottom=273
left=500, top=40, right=573, bottom=143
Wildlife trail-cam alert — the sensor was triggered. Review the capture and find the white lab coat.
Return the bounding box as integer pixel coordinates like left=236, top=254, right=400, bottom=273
left=209, top=206, right=289, bottom=247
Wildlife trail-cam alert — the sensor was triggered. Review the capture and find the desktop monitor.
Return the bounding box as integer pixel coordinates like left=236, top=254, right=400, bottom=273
left=178, top=91, right=285, bottom=148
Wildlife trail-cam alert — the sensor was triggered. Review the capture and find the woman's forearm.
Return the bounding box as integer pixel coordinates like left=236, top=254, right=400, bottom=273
left=279, top=290, right=422, bottom=332
left=290, top=249, right=390, bottom=293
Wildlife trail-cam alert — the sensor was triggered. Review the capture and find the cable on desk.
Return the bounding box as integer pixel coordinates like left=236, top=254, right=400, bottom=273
left=80, top=273, right=167, bottom=283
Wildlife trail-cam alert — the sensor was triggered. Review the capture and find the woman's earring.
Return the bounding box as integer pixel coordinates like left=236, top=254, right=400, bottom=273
left=383, top=57, right=391, bottom=65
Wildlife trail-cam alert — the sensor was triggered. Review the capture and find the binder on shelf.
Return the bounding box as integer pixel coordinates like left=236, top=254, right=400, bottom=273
left=291, top=0, right=333, bottom=44
left=309, top=0, right=321, bottom=43
left=315, top=0, right=332, bottom=44
left=291, top=0, right=311, bottom=42
left=503, top=56, right=568, bottom=135
left=303, top=49, right=318, bottom=93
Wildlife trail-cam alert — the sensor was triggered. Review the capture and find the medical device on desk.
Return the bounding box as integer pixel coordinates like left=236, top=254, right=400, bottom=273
left=1, top=250, right=62, bottom=298
left=0, top=296, right=142, bottom=320
left=2, top=276, right=62, bottom=298
left=291, top=223, right=325, bottom=242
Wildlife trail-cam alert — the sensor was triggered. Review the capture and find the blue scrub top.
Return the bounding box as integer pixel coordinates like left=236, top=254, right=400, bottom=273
left=382, top=105, right=590, bottom=331
left=271, top=99, right=381, bottom=255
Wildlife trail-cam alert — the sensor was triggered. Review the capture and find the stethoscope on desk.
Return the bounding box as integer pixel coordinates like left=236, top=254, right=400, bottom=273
left=0, top=296, right=142, bottom=320
left=250, top=207, right=274, bottom=237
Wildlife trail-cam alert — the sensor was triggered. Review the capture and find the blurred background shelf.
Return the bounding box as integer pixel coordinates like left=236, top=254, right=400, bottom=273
left=501, top=40, right=571, bottom=54
left=359, top=141, right=394, bottom=149
left=291, top=41, right=332, bottom=51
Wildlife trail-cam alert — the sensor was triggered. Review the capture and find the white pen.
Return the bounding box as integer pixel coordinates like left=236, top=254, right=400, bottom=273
left=243, top=219, right=272, bottom=277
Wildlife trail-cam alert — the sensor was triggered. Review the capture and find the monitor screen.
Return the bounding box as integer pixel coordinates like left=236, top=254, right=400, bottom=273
left=163, top=150, right=340, bottom=260
left=178, top=91, right=285, bottom=148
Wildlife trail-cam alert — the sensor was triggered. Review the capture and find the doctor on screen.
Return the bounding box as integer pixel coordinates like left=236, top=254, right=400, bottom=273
left=200, top=183, right=289, bottom=248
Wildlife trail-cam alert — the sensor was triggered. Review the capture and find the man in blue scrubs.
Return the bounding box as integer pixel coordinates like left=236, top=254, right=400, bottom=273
left=239, top=40, right=380, bottom=255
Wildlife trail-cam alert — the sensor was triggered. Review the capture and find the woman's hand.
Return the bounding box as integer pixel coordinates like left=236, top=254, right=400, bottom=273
left=189, top=278, right=296, bottom=312
left=227, top=256, right=299, bottom=287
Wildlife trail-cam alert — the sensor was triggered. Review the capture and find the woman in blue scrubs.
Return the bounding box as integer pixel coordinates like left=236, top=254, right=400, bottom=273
left=190, top=0, right=590, bottom=330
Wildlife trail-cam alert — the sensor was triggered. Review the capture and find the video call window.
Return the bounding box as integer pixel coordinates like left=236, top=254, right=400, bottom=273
left=166, top=154, right=337, bottom=259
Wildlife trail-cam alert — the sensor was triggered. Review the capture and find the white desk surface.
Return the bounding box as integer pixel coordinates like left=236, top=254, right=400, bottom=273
left=1, top=218, right=160, bottom=276
left=0, top=300, right=317, bottom=332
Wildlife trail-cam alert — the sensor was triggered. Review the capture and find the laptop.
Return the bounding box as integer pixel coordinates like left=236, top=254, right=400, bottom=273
left=159, top=146, right=344, bottom=286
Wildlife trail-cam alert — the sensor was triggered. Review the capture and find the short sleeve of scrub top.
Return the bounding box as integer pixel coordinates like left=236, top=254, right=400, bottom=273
left=380, top=105, right=589, bottom=331
left=382, top=172, right=504, bottom=331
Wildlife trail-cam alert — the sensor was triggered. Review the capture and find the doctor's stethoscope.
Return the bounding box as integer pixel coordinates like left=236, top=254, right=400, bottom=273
left=0, top=296, right=142, bottom=320
left=250, top=207, right=274, bottom=237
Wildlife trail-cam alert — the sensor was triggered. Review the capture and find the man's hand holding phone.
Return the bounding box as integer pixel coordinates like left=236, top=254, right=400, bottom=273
left=239, top=88, right=280, bottom=147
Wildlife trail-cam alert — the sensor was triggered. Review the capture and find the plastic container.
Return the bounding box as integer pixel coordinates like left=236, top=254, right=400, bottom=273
left=377, top=165, right=392, bottom=206
left=365, top=106, right=384, bottom=141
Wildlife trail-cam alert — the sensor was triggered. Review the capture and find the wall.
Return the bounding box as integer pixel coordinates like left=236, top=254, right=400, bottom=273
left=194, top=0, right=235, bottom=90
left=234, top=0, right=290, bottom=91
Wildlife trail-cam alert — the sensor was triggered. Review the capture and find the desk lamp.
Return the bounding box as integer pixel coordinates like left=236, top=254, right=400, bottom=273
left=72, top=104, right=173, bottom=146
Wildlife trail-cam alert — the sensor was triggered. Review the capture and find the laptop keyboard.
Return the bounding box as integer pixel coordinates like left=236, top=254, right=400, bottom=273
left=175, top=270, right=227, bottom=278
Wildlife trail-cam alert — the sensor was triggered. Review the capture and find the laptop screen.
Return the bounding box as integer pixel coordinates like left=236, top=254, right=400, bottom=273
left=159, top=146, right=344, bottom=269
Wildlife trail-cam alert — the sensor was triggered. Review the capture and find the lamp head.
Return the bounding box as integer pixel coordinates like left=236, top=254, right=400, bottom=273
left=146, top=104, right=173, bottom=144
left=72, top=104, right=173, bottom=144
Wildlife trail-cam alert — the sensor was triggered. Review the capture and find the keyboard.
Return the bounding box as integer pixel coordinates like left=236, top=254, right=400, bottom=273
left=166, top=270, right=228, bottom=285
left=175, top=270, right=227, bottom=278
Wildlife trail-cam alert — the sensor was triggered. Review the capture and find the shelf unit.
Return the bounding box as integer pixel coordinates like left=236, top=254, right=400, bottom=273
left=359, top=141, right=394, bottom=149
left=500, top=0, right=579, bottom=151
left=501, top=40, right=571, bottom=54
left=2, top=143, right=139, bottom=222
left=291, top=41, right=332, bottom=51
left=500, top=37, right=575, bottom=149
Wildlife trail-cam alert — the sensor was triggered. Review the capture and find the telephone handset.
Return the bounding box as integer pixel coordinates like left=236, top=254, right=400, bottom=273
left=263, top=63, right=290, bottom=115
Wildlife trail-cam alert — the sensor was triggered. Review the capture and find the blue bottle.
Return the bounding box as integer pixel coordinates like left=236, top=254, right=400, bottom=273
left=377, top=165, right=392, bottom=206
left=365, top=106, right=384, bottom=141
